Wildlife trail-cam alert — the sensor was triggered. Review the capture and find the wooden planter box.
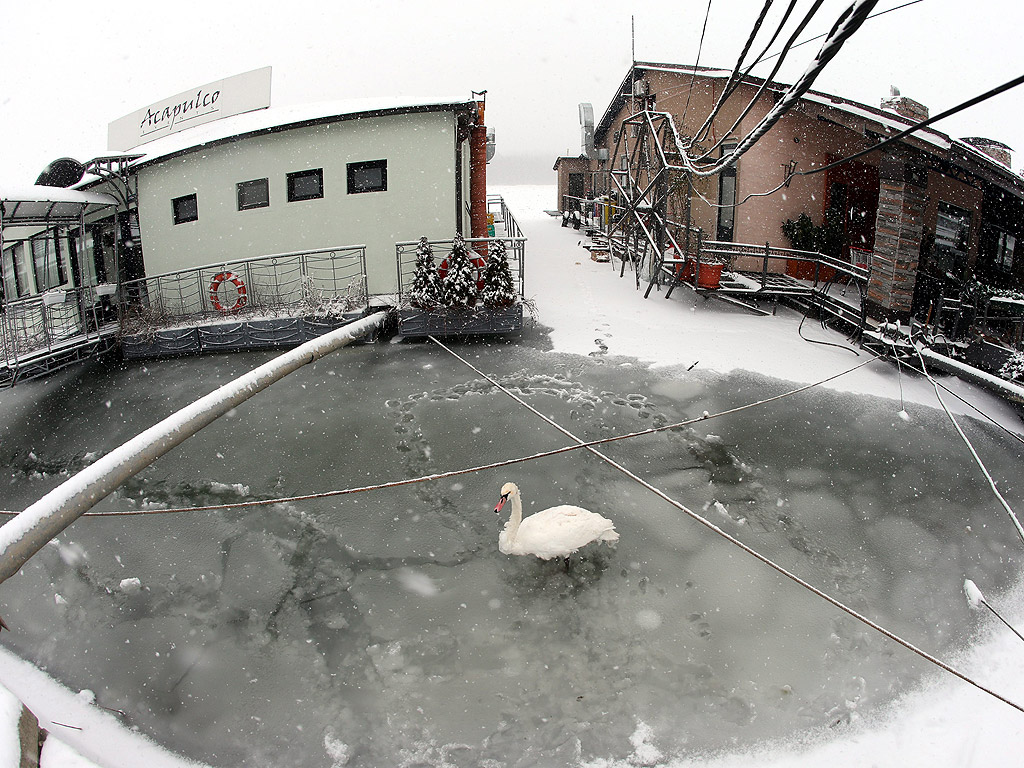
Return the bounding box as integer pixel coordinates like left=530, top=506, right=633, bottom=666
left=398, top=304, right=523, bottom=338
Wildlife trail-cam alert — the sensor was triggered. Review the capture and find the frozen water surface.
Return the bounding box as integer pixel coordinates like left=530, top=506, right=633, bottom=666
left=0, top=337, right=1022, bottom=767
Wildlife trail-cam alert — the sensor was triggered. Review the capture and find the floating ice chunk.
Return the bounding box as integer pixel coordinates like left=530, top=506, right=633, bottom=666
left=628, top=720, right=663, bottom=765
left=636, top=609, right=662, bottom=631
left=76, top=689, right=96, bottom=704
left=964, top=578, right=985, bottom=610
left=713, top=501, right=730, bottom=519
left=119, top=577, right=142, bottom=594
left=55, top=593, right=68, bottom=605
left=210, top=481, right=250, bottom=496
left=324, top=727, right=351, bottom=765
left=395, top=568, right=439, bottom=597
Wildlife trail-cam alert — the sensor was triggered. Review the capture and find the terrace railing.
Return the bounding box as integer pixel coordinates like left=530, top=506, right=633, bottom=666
left=118, top=245, right=369, bottom=332
left=1, top=287, right=115, bottom=369
left=395, top=236, right=526, bottom=300
left=487, top=194, right=524, bottom=240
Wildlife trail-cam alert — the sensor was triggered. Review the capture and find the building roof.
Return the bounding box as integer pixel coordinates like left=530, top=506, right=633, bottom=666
left=0, top=186, right=118, bottom=227
left=595, top=62, right=1023, bottom=193
left=102, top=96, right=478, bottom=174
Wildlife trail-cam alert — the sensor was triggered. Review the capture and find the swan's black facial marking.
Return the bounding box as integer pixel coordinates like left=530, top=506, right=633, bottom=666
left=495, top=492, right=510, bottom=514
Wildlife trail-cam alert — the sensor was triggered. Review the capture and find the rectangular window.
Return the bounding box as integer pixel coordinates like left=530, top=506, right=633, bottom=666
left=347, top=160, right=387, bottom=194
left=172, top=193, right=199, bottom=224
left=30, top=233, right=66, bottom=291
left=934, top=201, right=971, bottom=274
left=717, top=145, right=737, bottom=242
left=287, top=168, right=324, bottom=202
left=997, top=231, right=1016, bottom=272
left=237, top=178, right=270, bottom=210
left=9, top=243, right=34, bottom=297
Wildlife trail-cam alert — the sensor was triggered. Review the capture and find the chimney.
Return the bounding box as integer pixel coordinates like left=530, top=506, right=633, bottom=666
left=880, top=86, right=929, bottom=123
left=962, top=136, right=1013, bottom=168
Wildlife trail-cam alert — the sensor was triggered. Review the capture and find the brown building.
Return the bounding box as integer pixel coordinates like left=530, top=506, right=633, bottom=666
left=568, top=62, right=1024, bottom=321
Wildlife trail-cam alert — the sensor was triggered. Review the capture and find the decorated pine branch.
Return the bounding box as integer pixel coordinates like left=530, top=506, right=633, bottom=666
left=480, top=240, right=518, bottom=308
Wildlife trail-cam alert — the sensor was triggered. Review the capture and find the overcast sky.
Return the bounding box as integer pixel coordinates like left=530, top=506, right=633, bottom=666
left=2, top=0, right=1023, bottom=186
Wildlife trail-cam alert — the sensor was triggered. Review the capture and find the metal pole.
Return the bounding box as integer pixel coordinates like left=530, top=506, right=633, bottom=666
left=0, top=311, right=388, bottom=585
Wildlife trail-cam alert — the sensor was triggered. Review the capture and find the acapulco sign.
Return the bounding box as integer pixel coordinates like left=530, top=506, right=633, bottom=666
left=108, top=67, right=272, bottom=151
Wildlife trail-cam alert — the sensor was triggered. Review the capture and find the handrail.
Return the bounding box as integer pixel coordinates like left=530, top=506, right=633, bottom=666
left=117, top=245, right=370, bottom=330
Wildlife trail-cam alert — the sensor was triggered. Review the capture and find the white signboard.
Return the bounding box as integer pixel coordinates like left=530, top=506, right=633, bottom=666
left=108, top=67, right=272, bottom=150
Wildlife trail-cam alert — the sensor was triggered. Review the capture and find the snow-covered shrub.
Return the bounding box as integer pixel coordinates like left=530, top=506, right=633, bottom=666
left=999, top=349, right=1024, bottom=382
left=480, top=240, right=517, bottom=308
left=442, top=234, right=477, bottom=308
left=409, top=237, right=444, bottom=309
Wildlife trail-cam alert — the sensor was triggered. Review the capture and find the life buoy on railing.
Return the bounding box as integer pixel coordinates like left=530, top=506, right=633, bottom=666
left=209, top=271, right=248, bottom=312
left=438, top=254, right=488, bottom=291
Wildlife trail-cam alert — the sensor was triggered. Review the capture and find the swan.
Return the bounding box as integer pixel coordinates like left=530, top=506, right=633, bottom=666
left=493, top=482, right=619, bottom=560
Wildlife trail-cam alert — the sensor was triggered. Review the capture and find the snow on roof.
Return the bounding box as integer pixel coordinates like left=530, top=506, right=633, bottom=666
left=118, top=96, right=476, bottom=169
left=0, top=185, right=118, bottom=226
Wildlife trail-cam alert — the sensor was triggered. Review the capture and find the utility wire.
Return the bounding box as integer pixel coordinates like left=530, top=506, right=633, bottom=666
left=914, top=346, right=1024, bottom=546
left=758, top=0, right=925, bottom=62
left=430, top=336, right=1024, bottom=716
left=692, top=0, right=787, bottom=144
left=680, top=0, right=716, bottom=126
left=3, top=356, right=880, bottom=518
left=678, top=71, right=1024, bottom=209
left=688, top=0, right=831, bottom=164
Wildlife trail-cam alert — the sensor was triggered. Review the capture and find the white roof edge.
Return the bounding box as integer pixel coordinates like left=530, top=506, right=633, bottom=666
left=0, top=186, right=118, bottom=206
left=120, top=96, right=476, bottom=169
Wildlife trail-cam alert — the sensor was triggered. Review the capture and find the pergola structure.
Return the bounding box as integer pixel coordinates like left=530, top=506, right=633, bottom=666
left=0, top=186, right=119, bottom=385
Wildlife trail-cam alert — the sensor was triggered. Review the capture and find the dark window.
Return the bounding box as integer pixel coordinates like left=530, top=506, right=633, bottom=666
left=347, top=160, right=387, bottom=194
left=287, top=168, right=324, bottom=202
left=172, top=193, right=199, bottom=224
left=934, top=201, right=972, bottom=275
left=32, top=233, right=66, bottom=290
left=717, top=145, right=737, bottom=242
left=237, top=178, right=270, bottom=210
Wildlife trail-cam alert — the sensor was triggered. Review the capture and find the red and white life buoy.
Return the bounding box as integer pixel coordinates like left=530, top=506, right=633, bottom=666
left=209, top=271, right=248, bottom=312
left=438, top=254, right=488, bottom=291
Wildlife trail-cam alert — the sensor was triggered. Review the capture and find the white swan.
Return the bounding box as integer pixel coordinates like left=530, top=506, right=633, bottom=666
left=493, top=482, right=619, bottom=560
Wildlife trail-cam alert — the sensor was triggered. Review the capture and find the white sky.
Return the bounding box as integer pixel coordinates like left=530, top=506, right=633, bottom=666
left=1, top=0, right=1023, bottom=185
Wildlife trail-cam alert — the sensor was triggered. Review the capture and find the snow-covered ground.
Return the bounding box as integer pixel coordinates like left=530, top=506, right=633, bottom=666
left=1, top=184, right=1023, bottom=766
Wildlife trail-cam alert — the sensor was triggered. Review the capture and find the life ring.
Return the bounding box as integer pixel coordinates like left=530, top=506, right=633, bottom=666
left=209, top=271, right=248, bottom=312
left=438, top=254, right=488, bottom=291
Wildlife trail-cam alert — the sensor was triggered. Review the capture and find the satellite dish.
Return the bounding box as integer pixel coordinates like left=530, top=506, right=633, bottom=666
left=35, top=157, right=86, bottom=188
left=579, top=103, right=595, bottom=159
left=486, top=127, right=496, bottom=162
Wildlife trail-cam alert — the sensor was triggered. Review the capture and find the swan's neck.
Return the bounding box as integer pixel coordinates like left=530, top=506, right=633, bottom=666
left=504, top=492, right=524, bottom=543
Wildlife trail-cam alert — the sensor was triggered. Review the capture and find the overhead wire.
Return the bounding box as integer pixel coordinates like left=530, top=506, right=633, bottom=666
left=757, top=0, right=926, bottom=62
left=428, top=336, right=1024, bottom=716
left=687, top=0, right=831, bottom=164
left=690, top=0, right=789, bottom=144
left=1, top=356, right=882, bottom=518
left=682, top=0, right=882, bottom=177
left=675, top=71, right=1024, bottom=210
left=680, top=0, right=716, bottom=127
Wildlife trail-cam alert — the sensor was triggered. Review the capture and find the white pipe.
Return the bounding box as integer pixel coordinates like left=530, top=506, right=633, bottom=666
left=0, top=311, right=387, bottom=584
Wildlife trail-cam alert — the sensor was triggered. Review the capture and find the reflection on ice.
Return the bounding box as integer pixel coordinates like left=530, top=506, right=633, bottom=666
left=0, top=344, right=1021, bottom=766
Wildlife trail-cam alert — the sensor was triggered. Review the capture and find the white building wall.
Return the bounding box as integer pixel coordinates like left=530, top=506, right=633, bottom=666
left=135, top=109, right=461, bottom=295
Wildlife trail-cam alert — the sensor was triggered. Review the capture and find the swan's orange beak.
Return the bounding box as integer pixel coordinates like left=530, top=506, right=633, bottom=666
left=494, top=493, right=509, bottom=514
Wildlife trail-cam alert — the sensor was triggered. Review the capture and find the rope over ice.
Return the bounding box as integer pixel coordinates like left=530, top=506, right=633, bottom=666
left=427, top=335, right=1024, bottom=717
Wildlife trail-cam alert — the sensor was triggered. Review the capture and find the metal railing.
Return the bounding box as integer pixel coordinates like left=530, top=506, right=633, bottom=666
left=118, top=245, right=369, bottom=332
left=487, top=194, right=524, bottom=240
left=396, top=236, right=526, bottom=299
left=1, top=287, right=115, bottom=368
